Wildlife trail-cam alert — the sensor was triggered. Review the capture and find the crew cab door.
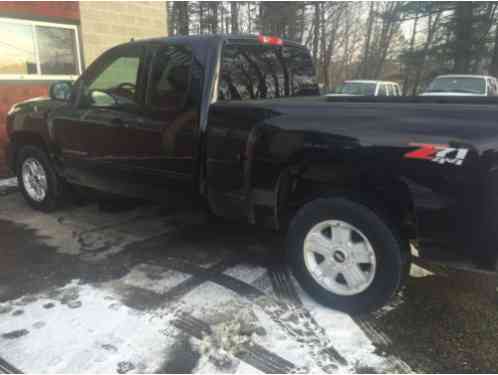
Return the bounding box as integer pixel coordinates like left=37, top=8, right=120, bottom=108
left=134, top=42, right=199, bottom=193
left=51, top=43, right=149, bottom=195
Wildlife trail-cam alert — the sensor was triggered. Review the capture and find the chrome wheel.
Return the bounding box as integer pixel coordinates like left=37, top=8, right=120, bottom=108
left=22, top=157, right=48, bottom=202
left=303, top=220, right=376, bottom=296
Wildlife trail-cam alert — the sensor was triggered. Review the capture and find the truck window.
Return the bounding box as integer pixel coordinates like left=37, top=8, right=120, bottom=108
left=148, top=45, right=193, bottom=110
left=342, top=82, right=376, bottom=95
left=219, top=44, right=318, bottom=101
left=427, top=77, right=486, bottom=95
left=85, top=46, right=143, bottom=108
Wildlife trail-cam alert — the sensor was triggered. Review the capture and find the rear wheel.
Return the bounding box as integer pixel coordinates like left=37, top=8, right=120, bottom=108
left=287, top=197, right=405, bottom=314
left=17, top=145, right=64, bottom=212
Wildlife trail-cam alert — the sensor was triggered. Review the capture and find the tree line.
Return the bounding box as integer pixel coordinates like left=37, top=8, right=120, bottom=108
left=167, top=1, right=498, bottom=94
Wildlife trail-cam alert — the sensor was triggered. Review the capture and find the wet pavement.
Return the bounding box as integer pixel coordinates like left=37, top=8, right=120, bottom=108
left=0, top=183, right=497, bottom=373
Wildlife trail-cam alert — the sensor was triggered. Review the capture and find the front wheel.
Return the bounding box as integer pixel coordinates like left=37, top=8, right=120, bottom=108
left=287, top=197, right=405, bottom=314
left=17, top=145, right=64, bottom=212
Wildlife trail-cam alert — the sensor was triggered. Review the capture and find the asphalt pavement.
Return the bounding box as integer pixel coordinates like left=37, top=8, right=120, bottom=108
left=0, top=180, right=497, bottom=373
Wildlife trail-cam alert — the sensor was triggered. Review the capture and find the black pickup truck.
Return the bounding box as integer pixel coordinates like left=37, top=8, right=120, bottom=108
left=5, top=34, right=498, bottom=313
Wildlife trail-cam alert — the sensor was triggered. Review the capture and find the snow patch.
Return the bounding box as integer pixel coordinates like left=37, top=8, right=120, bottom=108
left=0, top=280, right=177, bottom=373
left=120, top=263, right=191, bottom=295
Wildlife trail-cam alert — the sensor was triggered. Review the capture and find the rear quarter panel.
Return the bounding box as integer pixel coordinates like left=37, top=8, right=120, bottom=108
left=214, top=99, right=498, bottom=260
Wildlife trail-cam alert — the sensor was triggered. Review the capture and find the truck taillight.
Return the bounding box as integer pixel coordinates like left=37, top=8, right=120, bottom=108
left=258, top=34, right=283, bottom=46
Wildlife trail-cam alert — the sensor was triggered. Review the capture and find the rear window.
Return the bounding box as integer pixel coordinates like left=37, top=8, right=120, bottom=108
left=427, top=77, right=486, bottom=95
left=218, top=43, right=318, bottom=101
left=341, top=82, right=377, bottom=96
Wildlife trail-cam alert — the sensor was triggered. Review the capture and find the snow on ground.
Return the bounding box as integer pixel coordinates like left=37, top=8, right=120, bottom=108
left=0, top=187, right=412, bottom=373
left=0, top=281, right=177, bottom=373
left=1, top=261, right=411, bottom=373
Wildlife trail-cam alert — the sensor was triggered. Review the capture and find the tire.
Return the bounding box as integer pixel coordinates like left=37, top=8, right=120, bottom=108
left=287, top=197, right=404, bottom=314
left=16, top=145, right=64, bottom=212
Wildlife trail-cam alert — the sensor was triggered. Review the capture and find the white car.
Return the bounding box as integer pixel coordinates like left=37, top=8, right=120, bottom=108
left=421, top=75, right=498, bottom=96
left=327, top=80, right=402, bottom=97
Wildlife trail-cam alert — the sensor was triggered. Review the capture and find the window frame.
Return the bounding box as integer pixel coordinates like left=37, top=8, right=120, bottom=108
left=0, top=16, right=82, bottom=81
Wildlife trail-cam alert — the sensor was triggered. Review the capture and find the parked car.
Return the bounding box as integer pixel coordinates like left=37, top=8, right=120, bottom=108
left=5, top=34, right=498, bottom=313
left=326, top=80, right=401, bottom=97
left=421, top=74, right=498, bottom=96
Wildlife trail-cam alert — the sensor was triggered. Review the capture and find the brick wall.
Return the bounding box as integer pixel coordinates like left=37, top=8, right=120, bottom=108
left=0, top=1, right=168, bottom=178
left=0, top=1, right=79, bottom=22
left=0, top=2, right=80, bottom=177
left=79, top=1, right=168, bottom=65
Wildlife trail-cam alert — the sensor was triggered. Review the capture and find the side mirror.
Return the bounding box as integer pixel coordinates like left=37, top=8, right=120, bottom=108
left=89, top=90, right=117, bottom=107
left=49, top=81, right=72, bottom=101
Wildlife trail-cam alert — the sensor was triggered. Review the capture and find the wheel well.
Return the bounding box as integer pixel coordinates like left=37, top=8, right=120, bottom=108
left=277, top=173, right=417, bottom=240
left=10, top=132, right=49, bottom=171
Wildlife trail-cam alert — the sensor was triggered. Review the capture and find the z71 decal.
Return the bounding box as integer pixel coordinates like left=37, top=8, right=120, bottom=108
left=405, top=143, right=469, bottom=166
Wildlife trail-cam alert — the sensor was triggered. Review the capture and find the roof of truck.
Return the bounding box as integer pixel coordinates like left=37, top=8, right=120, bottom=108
left=132, top=34, right=306, bottom=48
left=344, top=80, right=400, bottom=85
left=434, top=74, right=497, bottom=80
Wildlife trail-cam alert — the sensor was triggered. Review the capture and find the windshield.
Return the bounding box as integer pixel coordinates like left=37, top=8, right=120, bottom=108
left=341, top=82, right=377, bottom=96
left=427, top=77, right=486, bottom=94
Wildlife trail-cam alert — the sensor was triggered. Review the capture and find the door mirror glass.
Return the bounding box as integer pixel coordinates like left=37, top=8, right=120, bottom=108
left=89, top=90, right=117, bottom=107
left=49, top=81, right=72, bottom=101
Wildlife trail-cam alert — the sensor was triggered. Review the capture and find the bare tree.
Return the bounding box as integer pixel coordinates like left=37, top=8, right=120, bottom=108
left=491, top=24, right=498, bottom=77
left=357, top=2, right=375, bottom=78
left=166, top=1, right=498, bottom=93
left=411, top=4, right=442, bottom=95
left=402, top=12, right=419, bottom=95
left=231, top=2, right=239, bottom=34
left=453, top=2, right=474, bottom=73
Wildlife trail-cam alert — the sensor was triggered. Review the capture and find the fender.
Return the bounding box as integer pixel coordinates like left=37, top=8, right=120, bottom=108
left=6, top=97, right=63, bottom=173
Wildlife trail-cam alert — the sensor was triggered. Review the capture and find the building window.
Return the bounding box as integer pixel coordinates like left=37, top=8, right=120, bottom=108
left=0, top=17, right=81, bottom=80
